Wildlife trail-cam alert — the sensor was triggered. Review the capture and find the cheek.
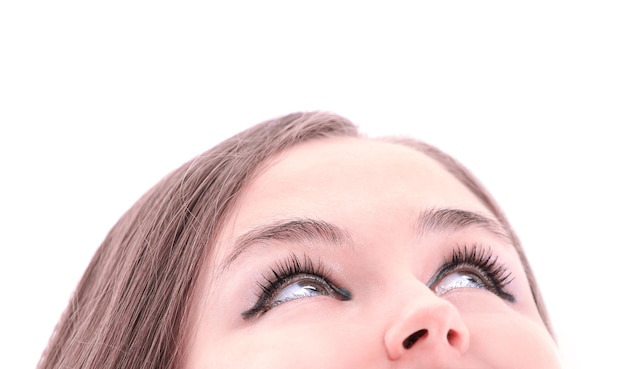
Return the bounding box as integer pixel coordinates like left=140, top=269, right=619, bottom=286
left=467, top=312, right=561, bottom=368
left=196, top=314, right=384, bottom=369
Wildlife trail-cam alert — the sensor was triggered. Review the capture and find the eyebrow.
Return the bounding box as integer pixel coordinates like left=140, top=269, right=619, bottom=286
left=220, top=208, right=511, bottom=271
left=220, top=218, right=352, bottom=272
left=416, top=207, right=512, bottom=243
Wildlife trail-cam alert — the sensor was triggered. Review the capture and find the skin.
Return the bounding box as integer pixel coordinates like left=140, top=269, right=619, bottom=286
left=185, top=138, right=561, bottom=368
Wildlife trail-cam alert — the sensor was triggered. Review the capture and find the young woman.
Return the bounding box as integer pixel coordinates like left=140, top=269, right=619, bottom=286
left=38, top=112, right=560, bottom=368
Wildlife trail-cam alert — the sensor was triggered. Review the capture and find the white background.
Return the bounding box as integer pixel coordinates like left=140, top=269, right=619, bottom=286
left=1, top=2, right=624, bottom=368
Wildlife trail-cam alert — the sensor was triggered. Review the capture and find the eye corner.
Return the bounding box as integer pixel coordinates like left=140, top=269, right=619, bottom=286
left=241, top=304, right=267, bottom=320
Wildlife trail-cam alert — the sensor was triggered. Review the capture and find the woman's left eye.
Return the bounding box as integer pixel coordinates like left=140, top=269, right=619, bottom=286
left=429, top=245, right=516, bottom=302
left=432, top=270, right=489, bottom=296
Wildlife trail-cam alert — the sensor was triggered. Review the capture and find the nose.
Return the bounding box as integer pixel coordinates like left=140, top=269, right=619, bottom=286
left=383, top=282, right=470, bottom=361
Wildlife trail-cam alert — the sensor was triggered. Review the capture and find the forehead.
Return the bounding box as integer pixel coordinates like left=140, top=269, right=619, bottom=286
left=224, top=137, right=492, bottom=234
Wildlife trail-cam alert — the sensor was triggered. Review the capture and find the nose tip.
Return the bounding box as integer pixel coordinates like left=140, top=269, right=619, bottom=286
left=384, top=292, right=470, bottom=360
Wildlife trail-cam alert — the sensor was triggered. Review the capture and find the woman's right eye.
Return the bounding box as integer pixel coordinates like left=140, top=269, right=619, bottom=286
left=242, top=255, right=351, bottom=320
left=272, top=276, right=337, bottom=304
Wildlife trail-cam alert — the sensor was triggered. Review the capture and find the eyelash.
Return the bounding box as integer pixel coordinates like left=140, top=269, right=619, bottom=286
left=241, top=254, right=350, bottom=320
left=243, top=244, right=514, bottom=319
left=429, top=244, right=515, bottom=302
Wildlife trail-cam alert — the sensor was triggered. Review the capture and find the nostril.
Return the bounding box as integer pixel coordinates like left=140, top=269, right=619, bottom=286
left=447, top=329, right=461, bottom=347
left=402, top=329, right=428, bottom=349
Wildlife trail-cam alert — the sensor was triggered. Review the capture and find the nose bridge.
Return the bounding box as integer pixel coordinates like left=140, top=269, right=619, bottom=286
left=383, top=276, right=470, bottom=361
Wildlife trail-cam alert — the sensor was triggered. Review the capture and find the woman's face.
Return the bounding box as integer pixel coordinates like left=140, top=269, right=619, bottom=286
left=185, top=138, right=560, bottom=368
